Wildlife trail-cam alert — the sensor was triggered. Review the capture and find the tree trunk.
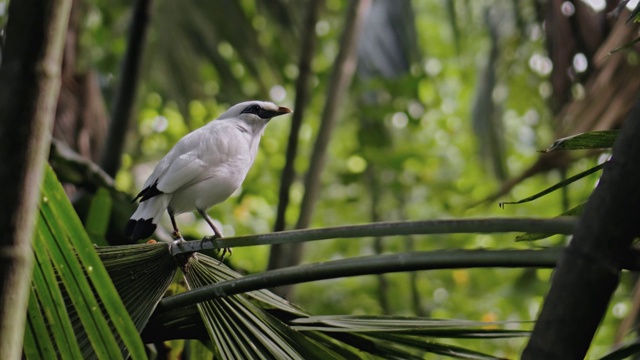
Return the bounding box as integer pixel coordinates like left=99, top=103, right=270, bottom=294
left=0, top=0, right=72, bottom=357
left=523, top=97, right=640, bottom=358
left=270, top=0, right=370, bottom=299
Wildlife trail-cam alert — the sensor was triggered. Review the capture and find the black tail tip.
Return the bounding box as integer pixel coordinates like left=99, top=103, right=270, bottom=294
left=123, top=218, right=157, bottom=240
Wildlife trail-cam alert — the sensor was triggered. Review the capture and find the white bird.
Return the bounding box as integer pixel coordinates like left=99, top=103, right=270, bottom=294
left=124, top=100, right=292, bottom=241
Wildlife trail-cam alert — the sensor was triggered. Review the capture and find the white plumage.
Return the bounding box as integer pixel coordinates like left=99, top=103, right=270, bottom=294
left=124, top=100, right=292, bottom=240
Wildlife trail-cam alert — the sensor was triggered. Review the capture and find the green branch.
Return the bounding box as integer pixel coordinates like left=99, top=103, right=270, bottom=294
left=170, top=217, right=577, bottom=255
left=158, top=248, right=562, bottom=312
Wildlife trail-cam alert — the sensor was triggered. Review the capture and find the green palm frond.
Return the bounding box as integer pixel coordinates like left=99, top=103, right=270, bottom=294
left=28, top=166, right=581, bottom=359
left=96, top=242, right=177, bottom=332
left=26, top=229, right=84, bottom=359
left=25, top=166, right=146, bottom=359
left=145, top=250, right=536, bottom=359
left=84, top=187, right=112, bottom=246
left=541, top=130, right=618, bottom=152
left=181, top=252, right=346, bottom=359
left=292, top=315, right=528, bottom=338
left=293, top=316, right=525, bottom=359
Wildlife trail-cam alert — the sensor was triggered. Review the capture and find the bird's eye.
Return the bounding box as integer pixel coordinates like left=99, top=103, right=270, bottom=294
left=242, top=104, right=262, bottom=115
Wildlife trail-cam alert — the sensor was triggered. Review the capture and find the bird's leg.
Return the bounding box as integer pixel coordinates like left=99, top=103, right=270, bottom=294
left=198, top=209, right=231, bottom=261
left=168, top=208, right=183, bottom=241
left=198, top=209, right=223, bottom=238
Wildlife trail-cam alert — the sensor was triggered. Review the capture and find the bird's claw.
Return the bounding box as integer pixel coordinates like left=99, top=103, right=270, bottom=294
left=217, top=247, right=232, bottom=264
left=200, top=233, right=230, bottom=264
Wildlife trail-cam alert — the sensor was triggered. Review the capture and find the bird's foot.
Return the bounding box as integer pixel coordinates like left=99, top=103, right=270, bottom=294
left=201, top=233, right=230, bottom=264
left=217, top=247, right=232, bottom=264
left=171, top=230, right=184, bottom=241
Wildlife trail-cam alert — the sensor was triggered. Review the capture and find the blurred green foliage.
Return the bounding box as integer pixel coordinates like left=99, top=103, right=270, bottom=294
left=74, top=0, right=632, bottom=357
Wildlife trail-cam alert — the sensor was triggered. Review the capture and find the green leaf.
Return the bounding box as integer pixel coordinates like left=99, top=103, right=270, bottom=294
left=292, top=316, right=522, bottom=359
left=186, top=340, right=214, bottom=359
left=95, top=243, right=176, bottom=333
left=26, top=223, right=84, bottom=359
left=84, top=187, right=112, bottom=246
left=24, top=277, right=66, bottom=359
left=39, top=197, right=122, bottom=358
left=541, top=130, right=618, bottom=152
left=307, top=330, right=502, bottom=360
left=182, top=253, right=344, bottom=360
left=23, top=287, right=48, bottom=359
left=292, top=315, right=528, bottom=338
left=156, top=252, right=535, bottom=359
left=25, top=165, right=147, bottom=359
left=499, top=163, right=604, bottom=208
left=368, top=333, right=506, bottom=360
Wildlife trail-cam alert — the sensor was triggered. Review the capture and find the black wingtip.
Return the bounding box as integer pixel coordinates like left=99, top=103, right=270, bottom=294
left=124, top=218, right=157, bottom=240
left=132, top=179, right=163, bottom=203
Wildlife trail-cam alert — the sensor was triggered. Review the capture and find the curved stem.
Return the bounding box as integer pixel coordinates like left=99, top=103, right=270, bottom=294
left=158, top=248, right=562, bottom=312
left=170, top=217, right=577, bottom=255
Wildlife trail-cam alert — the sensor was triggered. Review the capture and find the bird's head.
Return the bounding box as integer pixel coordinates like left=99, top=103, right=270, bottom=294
left=219, top=101, right=292, bottom=124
